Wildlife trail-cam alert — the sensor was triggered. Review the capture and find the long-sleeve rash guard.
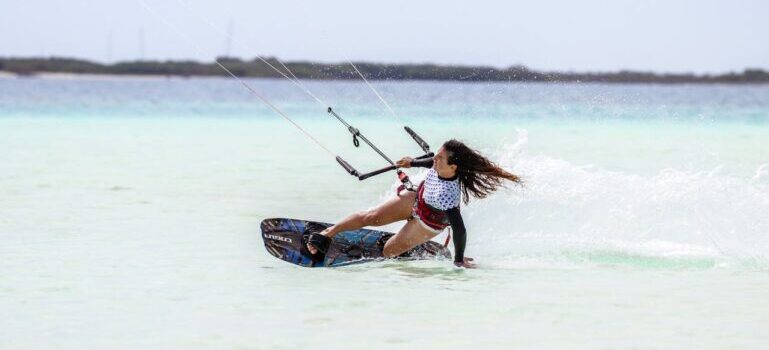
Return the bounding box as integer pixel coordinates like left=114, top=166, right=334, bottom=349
left=410, top=158, right=467, bottom=265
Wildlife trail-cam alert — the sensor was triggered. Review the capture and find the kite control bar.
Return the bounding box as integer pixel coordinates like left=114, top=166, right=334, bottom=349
left=358, top=152, right=434, bottom=180
left=336, top=152, right=434, bottom=181
left=337, top=152, right=433, bottom=192
left=327, top=106, right=433, bottom=186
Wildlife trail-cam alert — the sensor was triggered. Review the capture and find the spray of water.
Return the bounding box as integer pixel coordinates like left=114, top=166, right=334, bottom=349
left=453, top=129, right=769, bottom=269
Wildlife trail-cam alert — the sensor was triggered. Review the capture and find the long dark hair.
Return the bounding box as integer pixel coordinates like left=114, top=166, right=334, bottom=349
left=443, top=139, right=522, bottom=204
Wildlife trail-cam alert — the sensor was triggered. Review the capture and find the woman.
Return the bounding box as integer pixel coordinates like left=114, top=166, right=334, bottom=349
left=306, top=139, right=521, bottom=268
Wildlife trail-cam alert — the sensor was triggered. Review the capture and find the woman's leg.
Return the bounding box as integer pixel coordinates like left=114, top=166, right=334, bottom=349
left=307, top=191, right=416, bottom=254
left=382, top=218, right=440, bottom=258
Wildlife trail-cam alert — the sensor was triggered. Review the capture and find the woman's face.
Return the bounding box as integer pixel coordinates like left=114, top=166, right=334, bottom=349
left=433, top=147, right=457, bottom=178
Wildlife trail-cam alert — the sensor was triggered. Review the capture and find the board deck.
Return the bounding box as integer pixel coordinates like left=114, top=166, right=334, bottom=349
left=260, top=218, right=452, bottom=267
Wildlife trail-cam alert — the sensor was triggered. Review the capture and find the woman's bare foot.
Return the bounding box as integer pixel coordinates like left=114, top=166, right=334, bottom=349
left=307, top=228, right=332, bottom=254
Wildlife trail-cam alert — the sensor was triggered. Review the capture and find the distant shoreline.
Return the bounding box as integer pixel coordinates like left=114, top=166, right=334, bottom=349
left=0, top=71, right=188, bottom=80
left=1, top=56, right=768, bottom=84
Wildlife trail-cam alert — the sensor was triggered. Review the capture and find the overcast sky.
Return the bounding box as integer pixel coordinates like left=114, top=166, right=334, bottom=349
left=1, top=0, right=767, bottom=73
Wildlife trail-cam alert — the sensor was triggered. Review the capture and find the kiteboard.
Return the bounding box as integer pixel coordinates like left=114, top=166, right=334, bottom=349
left=260, top=218, right=452, bottom=267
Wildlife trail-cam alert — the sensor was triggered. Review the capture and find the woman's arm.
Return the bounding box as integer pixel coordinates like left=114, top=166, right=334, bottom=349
left=396, top=157, right=434, bottom=168
left=411, top=158, right=434, bottom=168
left=410, top=157, right=434, bottom=168
left=395, top=157, right=433, bottom=168
left=446, top=207, right=475, bottom=268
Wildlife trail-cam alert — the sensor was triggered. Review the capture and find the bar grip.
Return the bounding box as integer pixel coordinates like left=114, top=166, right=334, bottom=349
left=336, top=156, right=360, bottom=177
left=405, top=126, right=430, bottom=153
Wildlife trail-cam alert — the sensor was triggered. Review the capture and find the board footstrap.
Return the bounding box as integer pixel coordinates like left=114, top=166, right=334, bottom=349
left=303, top=233, right=332, bottom=264
left=307, top=233, right=331, bottom=253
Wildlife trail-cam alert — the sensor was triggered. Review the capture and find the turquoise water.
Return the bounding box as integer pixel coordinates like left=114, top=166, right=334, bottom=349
left=1, top=76, right=768, bottom=349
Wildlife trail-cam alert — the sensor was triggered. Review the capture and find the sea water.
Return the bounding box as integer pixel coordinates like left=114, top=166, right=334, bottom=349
left=1, top=76, right=768, bottom=349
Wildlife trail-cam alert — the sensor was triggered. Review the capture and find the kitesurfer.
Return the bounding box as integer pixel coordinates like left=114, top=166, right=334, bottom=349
left=306, top=139, right=521, bottom=268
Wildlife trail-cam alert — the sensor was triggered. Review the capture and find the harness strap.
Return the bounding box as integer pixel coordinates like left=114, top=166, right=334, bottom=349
left=414, top=181, right=450, bottom=230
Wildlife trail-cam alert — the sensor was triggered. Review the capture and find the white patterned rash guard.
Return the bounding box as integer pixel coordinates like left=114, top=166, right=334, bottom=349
left=422, top=168, right=461, bottom=210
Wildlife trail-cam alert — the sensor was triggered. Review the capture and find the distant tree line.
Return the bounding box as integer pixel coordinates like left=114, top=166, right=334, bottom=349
left=1, top=56, right=767, bottom=84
